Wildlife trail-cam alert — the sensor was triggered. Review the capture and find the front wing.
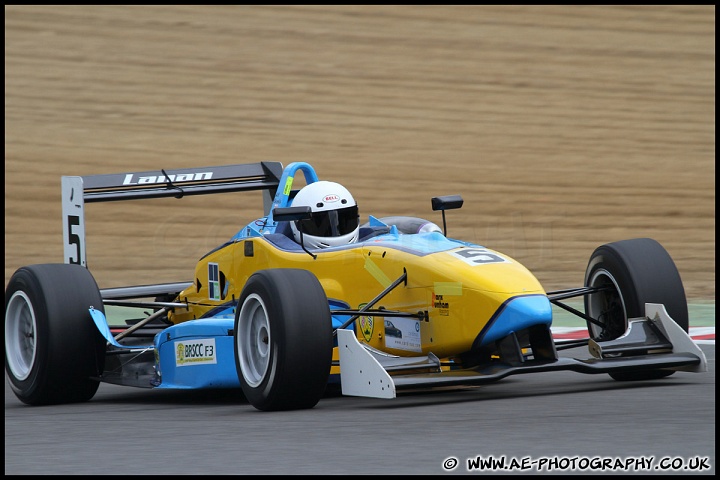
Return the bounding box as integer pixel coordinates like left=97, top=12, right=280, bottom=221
left=337, top=303, right=708, bottom=399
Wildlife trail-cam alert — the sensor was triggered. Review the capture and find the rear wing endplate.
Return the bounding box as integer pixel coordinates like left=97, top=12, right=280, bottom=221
left=61, top=162, right=283, bottom=266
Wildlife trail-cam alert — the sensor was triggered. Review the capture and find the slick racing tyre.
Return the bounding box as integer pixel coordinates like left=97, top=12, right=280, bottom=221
left=5, top=264, right=107, bottom=405
left=234, top=269, right=333, bottom=411
left=584, top=238, right=688, bottom=381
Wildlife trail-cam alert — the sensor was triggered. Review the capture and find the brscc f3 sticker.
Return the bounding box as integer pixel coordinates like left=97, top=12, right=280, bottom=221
left=175, top=339, right=217, bottom=366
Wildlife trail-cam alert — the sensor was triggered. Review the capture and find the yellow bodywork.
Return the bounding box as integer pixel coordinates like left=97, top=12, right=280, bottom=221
left=168, top=234, right=546, bottom=364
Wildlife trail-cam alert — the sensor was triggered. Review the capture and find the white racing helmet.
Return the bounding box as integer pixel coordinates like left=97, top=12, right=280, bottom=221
left=289, top=180, right=359, bottom=249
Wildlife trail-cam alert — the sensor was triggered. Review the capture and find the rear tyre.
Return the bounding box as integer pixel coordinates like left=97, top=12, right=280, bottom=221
left=5, top=264, right=107, bottom=405
left=584, top=238, right=688, bottom=381
left=234, top=269, right=333, bottom=411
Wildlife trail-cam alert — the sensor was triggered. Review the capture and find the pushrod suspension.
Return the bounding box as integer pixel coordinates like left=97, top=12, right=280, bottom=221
left=334, top=269, right=408, bottom=334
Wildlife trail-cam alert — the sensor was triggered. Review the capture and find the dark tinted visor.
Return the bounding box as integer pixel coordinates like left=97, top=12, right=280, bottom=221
left=295, top=205, right=359, bottom=237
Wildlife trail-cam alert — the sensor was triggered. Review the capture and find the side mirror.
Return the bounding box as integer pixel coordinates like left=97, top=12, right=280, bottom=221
left=273, top=206, right=312, bottom=222
left=431, top=195, right=463, bottom=211
left=431, top=195, right=463, bottom=237
left=272, top=206, right=316, bottom=260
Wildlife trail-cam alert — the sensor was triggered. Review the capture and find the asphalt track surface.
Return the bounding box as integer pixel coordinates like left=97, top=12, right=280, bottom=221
left=5, top=344, right=715, bottom=475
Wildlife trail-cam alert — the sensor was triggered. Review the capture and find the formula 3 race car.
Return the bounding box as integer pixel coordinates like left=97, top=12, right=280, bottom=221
left=4, top=161, right=707, bottom=411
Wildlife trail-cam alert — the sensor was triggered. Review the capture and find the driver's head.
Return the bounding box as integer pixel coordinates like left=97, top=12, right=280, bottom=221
left=289, top=180, right=359, bottom=249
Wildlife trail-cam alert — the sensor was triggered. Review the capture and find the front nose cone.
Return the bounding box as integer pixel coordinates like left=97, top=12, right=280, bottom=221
left=476, top=295, right=553, bottom=347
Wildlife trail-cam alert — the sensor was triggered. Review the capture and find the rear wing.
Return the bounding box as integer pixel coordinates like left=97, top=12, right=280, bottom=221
left=61, top=162, right=283, bottom=267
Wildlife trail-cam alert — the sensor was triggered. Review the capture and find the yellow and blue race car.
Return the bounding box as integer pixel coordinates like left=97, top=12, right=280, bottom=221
left=4, top=161, right=707, bottom=411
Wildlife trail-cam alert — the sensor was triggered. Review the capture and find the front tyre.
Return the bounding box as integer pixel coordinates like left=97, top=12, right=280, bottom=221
left=5, top=264, right=107, bottom=405
left=584, top=238, right=688, bottom=381
left=234, top=269, right=333, bottom=411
